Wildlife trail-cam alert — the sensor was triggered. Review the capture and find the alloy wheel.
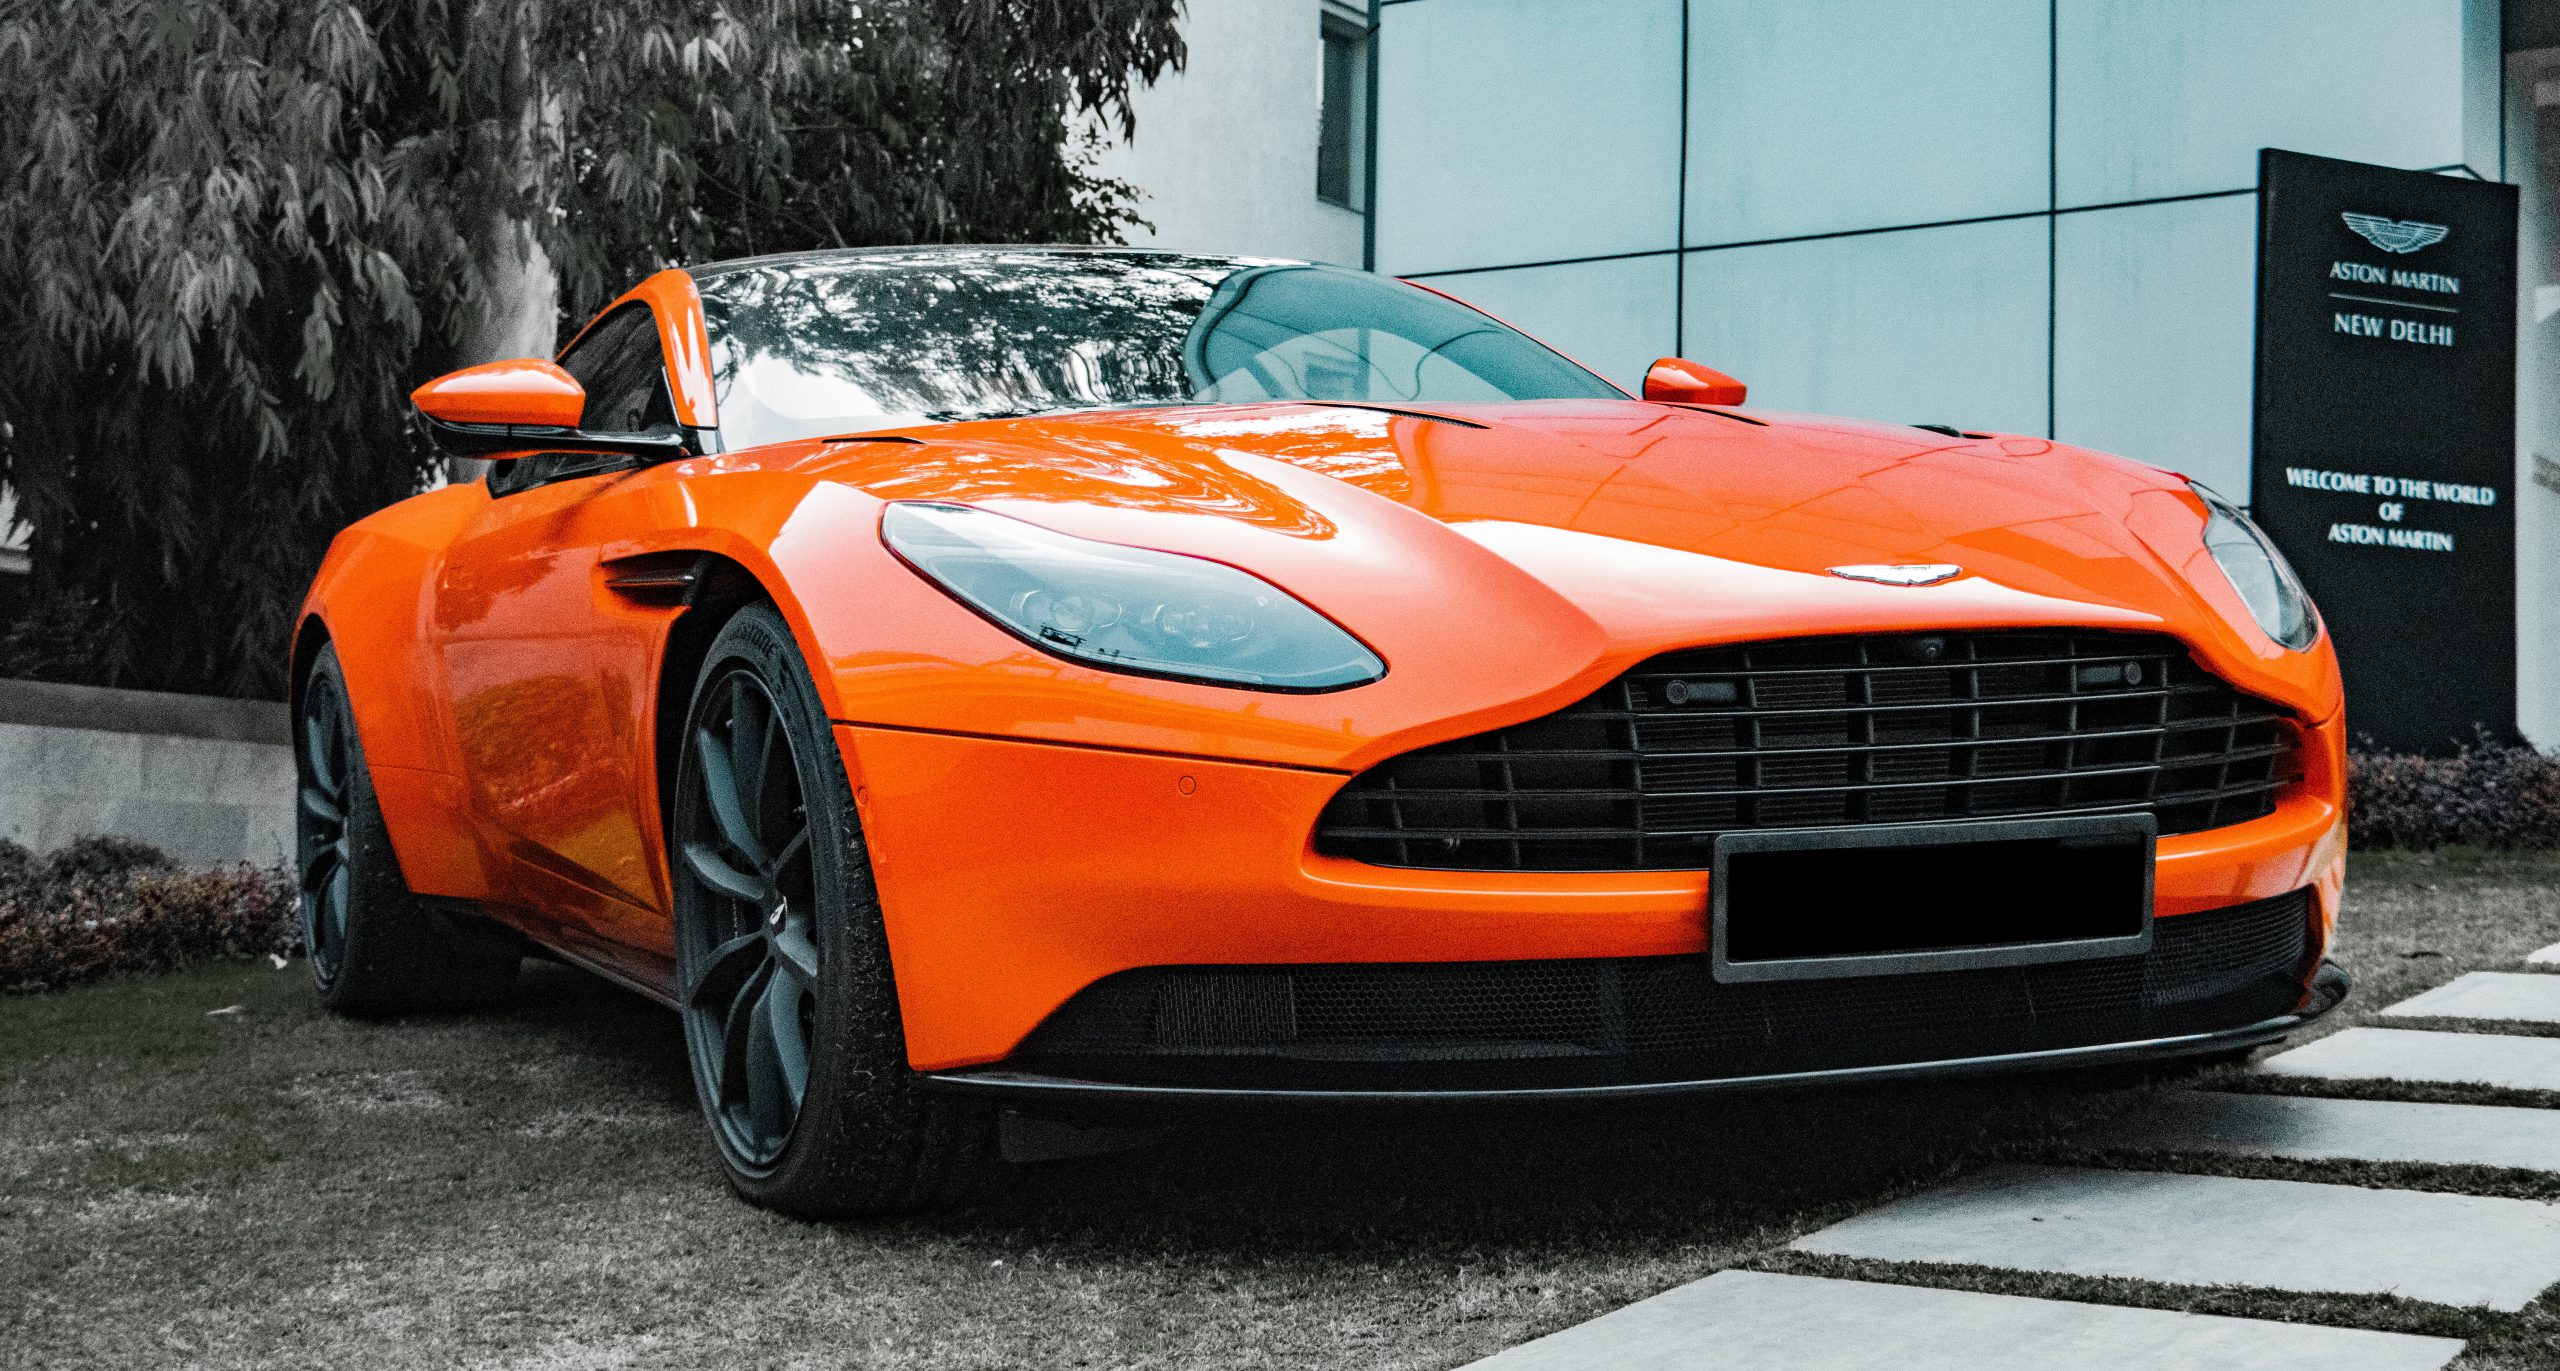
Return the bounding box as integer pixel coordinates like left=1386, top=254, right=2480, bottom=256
left=296, top=673, right=354, bottom=983
left=676, top=669, right=820, bottom=1172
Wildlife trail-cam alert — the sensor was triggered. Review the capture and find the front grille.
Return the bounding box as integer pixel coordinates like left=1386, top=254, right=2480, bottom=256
left=1015, top=890, right=2314, bottom=1092
left=1317, top=630, right=2299, bottom=871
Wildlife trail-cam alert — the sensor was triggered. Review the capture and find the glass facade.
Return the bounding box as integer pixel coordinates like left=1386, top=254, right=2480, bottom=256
left=1375, top=0, right=2501, bottom=495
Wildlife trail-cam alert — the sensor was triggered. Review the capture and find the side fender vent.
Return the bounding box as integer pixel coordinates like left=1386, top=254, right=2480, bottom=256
left=599, top=551, right=713, bottom=608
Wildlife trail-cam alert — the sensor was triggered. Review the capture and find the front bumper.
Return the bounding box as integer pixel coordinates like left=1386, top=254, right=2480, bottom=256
left=840, top=720, right=2348, bottom=1074
left=927, top=960, right=2351, bottom=1104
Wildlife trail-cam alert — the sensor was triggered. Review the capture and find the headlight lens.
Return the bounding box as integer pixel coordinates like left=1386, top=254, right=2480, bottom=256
left=2190, top=481, right=2319, bottom=651
left=881, top=501, right=1386, bottom=691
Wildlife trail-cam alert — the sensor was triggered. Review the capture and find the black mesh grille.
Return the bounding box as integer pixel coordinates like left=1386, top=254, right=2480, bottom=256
left=1316, top=630, right=2299, bottom=871
left=1016, top=891, right=2314, bottom=1092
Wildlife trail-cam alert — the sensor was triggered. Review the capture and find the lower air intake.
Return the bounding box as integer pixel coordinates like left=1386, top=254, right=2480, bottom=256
left=1014, top=890, right=2314, bottom=1091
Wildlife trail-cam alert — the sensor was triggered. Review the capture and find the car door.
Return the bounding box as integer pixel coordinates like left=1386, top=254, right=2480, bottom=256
left=432, top=305, right=683, bottom=976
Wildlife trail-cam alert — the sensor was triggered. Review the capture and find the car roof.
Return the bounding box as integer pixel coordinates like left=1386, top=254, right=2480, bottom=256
left=685, top=244, right=1315, bottom=283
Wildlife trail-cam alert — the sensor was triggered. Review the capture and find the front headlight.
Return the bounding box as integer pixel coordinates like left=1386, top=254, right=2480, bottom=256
left=881, top=501, right=1386, bottom=691
left=2190, top=481, right=2319, bottom=651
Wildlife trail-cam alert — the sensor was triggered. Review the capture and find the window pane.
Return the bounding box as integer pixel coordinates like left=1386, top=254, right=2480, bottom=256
left=1318, top=23, right=1359, bottom=208
left=561, top=306, right=673, bottom=433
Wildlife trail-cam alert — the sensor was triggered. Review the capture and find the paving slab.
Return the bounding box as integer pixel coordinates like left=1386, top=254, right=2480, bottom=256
left=1461, top=1271, right=2464, bottom=1370
left=2085, top=1091, right=2560, bottom=1171
left=2384, top=972, right=2560, bottom=1024
left=1791, top=1164, right=2560, bottom=1311
left=2259, top=1027, right=2560, bottom=1092
left=2529, top=942, right=2560, bottom=966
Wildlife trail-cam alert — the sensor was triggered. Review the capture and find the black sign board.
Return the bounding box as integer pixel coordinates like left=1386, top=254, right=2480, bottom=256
left=2251, top=149, right=2518, bottom=754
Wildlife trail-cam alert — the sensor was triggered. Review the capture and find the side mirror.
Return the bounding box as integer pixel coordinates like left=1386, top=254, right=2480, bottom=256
left=413, top=359, right=586, bottom=428
left=1643, top=357, right=1748, bottom=407
left=411, top=359, right=683, bottom=460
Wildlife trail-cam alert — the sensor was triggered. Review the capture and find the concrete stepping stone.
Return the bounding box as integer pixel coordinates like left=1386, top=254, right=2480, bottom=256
left=2260, top=1027, right=2560, bottom=1092
left=2384, top=972, right=2560, bottom=1024
left=1791, top=1164, right=2560, bottom=1311
left=2086, top=1091, right=2560, bottom=1171
left=1460, top=1270, right=2463, bottom=1370
left=2529, top=942, right=2560, bottom=966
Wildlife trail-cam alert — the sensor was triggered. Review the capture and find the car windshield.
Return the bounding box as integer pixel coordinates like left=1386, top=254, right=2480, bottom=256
left=693, top=250, right=1626, bottom=448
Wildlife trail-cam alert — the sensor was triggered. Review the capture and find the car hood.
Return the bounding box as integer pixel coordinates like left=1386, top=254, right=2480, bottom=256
left=788, top=398, right=2327, bottom=739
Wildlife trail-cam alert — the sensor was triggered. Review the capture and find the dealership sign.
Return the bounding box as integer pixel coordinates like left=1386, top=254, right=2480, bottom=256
left=2251, top=149, right=2518, bottom=754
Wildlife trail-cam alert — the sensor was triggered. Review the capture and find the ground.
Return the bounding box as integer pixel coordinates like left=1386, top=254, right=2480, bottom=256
left=4, top=850, right=2557, bottom=1371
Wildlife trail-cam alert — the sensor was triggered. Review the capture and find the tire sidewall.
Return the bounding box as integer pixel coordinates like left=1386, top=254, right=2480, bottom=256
left=298, top=645, right=389, bottom=1004
left=673, top=604, right=914, bottom=1205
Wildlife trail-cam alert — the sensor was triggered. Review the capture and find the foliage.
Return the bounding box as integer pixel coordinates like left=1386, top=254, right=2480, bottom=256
left=42, top=834, right=182, bottom=885
left=2348, top=736, right=2560, bottom=850
left=0, top=838, right=297, bottom=993
left=0, top=592, right=119, bottom=691
left=0, top=0, right=1183, bottom=699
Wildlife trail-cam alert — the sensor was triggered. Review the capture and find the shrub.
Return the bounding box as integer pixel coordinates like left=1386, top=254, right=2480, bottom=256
left=42, top=835, right=179, bottom=886
left=0, top=838, right=39, bottom=892
left=2347, top=737, right=2560, bottom=850
left=0, top=841, right=297, bottom=994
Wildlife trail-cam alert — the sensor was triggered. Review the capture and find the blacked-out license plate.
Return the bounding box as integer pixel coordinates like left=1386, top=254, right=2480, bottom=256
left=1709, top=814, right=2156, bottom=983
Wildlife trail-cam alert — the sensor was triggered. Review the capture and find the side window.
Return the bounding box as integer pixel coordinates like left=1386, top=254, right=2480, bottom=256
left=561, top=305, right=677, bottom=434
left=489, top=304, right=676, bottom=497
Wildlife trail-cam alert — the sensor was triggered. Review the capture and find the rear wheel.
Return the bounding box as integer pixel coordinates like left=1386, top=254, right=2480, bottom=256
left=671, top=604, right=998, bottom=1216
left=297, top=644, right=517, bottom=1014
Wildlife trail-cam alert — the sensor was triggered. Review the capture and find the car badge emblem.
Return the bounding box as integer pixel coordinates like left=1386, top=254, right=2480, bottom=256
left=1828, top=563, right=1962, bottom=587
left=2341, top=213, right=2449, bottom=255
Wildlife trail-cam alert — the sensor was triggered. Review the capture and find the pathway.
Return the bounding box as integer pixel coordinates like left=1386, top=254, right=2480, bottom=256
left=1460, top=942, right=2560, bottom=1369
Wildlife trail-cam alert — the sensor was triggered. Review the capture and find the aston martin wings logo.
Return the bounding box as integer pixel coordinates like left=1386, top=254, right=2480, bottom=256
left=2342, top=213, right=2450, bottom=254
left=1828, top=564, right=1962, bottom=587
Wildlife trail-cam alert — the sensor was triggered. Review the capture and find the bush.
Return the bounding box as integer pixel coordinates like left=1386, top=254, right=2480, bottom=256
left=2347, top=737, right=2560, bottom=850
left=42, top=835, right=179, bottom=886
left=0, top=838, right=297, bottom=994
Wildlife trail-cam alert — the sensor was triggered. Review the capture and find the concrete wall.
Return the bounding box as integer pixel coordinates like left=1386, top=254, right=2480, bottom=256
left=0, top=679, right=293, bottom=870
left=1089, top=0, right=1367, bottom=265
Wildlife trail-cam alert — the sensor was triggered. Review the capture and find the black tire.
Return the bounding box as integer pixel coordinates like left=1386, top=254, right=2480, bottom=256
left=669, top=603, right=998, bottom=1217
left=297, top=644, right=518, bottom=1014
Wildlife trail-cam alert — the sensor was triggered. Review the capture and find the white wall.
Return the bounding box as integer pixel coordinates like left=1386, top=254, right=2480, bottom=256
left=0, top=724, right=292, bottom=869
left=1089, top=0, right=1366, bottom=265
left=0, top=680, right=295, bottom=869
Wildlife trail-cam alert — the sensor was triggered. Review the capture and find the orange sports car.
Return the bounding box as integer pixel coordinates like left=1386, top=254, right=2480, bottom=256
left=295, top=247, right=2348, bottom=1215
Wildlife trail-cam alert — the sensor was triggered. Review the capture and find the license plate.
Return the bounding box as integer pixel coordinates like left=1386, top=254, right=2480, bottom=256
left=1709, top=814, right=2156, bottom=984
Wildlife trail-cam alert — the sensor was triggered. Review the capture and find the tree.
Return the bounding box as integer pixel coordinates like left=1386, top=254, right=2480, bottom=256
left=0, top=0, right=1182, bottom=698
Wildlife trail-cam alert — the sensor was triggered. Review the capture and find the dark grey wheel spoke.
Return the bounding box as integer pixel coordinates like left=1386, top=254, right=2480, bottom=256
left=304, top=706, right=340, bottom=794
left=740, top=983, right=789, bottom=1135
left=299, top=783, right=342, bottom=825
left=717, top=957, right=775, bottom=1113
left=685, top=931, right=766, bottom=1010
left=728, top=674, right=774, bottom=832
left=681, top=841, right=768, bottom=905
left=764, top=971, right=810, bottom=1103
left=324, top=863, right=352, bottom=943
left=770, top=923, right=820, bottom=984
left=300, top=841, right=339, bottom=893
left=693, top=723, right=769, bottom=869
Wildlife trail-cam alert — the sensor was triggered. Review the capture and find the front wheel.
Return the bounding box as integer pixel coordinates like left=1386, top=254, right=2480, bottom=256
left=670, top=604, right=997, bottom=1216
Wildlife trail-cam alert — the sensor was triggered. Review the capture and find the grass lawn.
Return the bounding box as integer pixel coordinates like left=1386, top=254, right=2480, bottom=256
left=5, top=850, right=2559, bottom=1370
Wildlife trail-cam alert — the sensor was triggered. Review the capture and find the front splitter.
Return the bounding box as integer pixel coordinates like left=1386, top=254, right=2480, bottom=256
left=921, top=960, right=2350, bottom=1108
